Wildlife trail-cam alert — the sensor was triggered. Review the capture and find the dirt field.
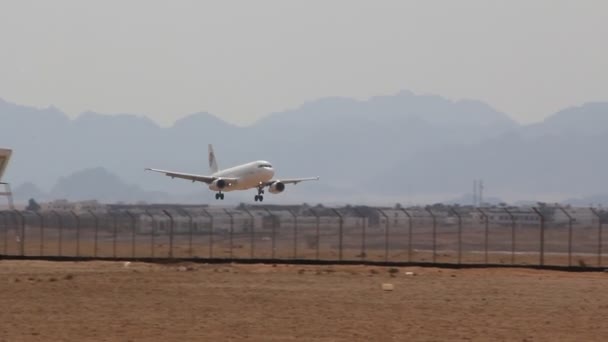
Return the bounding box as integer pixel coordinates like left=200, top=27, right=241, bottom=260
left=0, top=261, right=607, bottom=341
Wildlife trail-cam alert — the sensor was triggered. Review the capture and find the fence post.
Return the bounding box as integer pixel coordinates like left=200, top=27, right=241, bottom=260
left=330, top=208, right=343, bottom=261
left=162, top=210, right=174, bottom=258
left=125, top=211, right=137, bottom=258
left=243, top=207, right=255, bottom=259
left=201, top=209, right=213, bottom=258
left=590, top=208, right=603, bottom=267
left=33, top=211, right=44, bottom=256
left=557, top=206, right=574, bottom=267
left=425, top=207, right=437, bottom=263
left=112, top=212, right=119, bottom=258
left=50, top=211, right=63, bottom=257
left=70, top=211, right=81, bottom=257
left=178, top=209, right=193, bottom=258
left=532, top=207, right=545, bottom=266
left=401, top=208, right=413, bottom=262
left=87, top=210, right=99, bottom=258
left=144, top=210, right=156, bottom=258
left=378, top=209, right=389, bottom=262
left=476, top=208, right=489, bottom=265
left=309, top=208, right=320, bottom=260
left=14, top=211, right=25, bottom=256
left=264, top=208, right=277, bottom=259
left=287, top=209, right=298, bottom=259
left=504, top=208, right=516, bottom=264
left=354, top=208, right=367, bottom=261
left=1, top=212, right=7, bottom=255
left=223, top=209, right=234, bottom=259
left=450, top=207, right=462, bottom=264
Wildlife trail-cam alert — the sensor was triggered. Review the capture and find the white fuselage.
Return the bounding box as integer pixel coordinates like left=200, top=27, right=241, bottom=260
left=209, top=160, right=275, bottom=191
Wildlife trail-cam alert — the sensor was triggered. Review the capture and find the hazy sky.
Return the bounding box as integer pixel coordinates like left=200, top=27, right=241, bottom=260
left=1, top=1, right=606, bottom=126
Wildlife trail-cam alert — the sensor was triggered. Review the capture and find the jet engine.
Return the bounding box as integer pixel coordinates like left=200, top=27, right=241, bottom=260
left=209, top=178, right=228, bottom=191
left=268, top=181, right=285, bottom=194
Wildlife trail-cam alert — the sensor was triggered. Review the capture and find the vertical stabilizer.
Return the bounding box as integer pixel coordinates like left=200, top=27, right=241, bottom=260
left=208, top=144, right=219, bottom=174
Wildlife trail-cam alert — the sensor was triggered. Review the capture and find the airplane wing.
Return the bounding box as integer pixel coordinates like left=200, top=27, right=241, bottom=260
left=265, top=177, right=319, bottom=186
left=145, top=168, right=238, bottom=185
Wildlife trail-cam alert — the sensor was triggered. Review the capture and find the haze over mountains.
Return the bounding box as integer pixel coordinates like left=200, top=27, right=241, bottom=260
left=1, top=91, right=606, bottom=205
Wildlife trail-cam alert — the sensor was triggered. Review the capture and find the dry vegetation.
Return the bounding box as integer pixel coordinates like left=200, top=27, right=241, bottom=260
left=0, top=260, right=607, bottom=341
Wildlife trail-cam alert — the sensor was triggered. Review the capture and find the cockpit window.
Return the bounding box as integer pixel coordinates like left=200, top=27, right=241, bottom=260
left=258, top=164, right=272, bottom=168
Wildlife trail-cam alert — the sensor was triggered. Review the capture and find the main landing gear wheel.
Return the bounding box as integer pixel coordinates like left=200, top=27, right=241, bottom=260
left=215, top=192, right=225, bottom=200
left=254, top=185, right=265, bottom=202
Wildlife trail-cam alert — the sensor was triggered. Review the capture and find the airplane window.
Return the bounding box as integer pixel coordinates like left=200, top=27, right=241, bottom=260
left=258, top=164, right=272, bottom=168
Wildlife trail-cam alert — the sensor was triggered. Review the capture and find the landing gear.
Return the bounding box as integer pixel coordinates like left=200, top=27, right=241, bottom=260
left=215, top=192, right=224, bottom=200
left=254, top=186, right=264, bottom=202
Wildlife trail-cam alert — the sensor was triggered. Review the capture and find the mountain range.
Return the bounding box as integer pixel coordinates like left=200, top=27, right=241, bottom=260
left=1, top=91, right=607, bottom=205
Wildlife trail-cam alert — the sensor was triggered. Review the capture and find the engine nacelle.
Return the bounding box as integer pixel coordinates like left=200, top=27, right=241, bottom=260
left=268, top=181, right=285, bottom=194
left=209, top=178, right=228, bottom=191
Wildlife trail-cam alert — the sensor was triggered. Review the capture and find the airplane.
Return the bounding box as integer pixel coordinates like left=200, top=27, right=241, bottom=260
left=145, top=145, right=319, bottom=202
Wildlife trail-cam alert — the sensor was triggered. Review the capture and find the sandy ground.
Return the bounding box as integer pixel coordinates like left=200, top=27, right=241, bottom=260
left=0, top=261, right=607, bottom=341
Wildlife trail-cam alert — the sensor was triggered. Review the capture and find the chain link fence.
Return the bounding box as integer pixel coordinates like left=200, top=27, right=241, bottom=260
left=1, top=205, right=606, bottom=268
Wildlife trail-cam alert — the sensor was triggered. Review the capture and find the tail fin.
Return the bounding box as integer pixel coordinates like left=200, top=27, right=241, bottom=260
left=208, top=144, right=219, bottom=174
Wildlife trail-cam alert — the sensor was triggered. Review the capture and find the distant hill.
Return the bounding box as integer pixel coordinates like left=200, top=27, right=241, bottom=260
left=1, top=92, right=607, bottom=204
left=49, top=167, right=170, bottom=202
left=10, top=168, right=170, bottom=203
left=523, top=102, right=608, bottom=138
left=12, top=182, right=46, bottom=201
left=562, top=194, right=608, bottom=207
left=372, top=102, right=608, bottom=198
